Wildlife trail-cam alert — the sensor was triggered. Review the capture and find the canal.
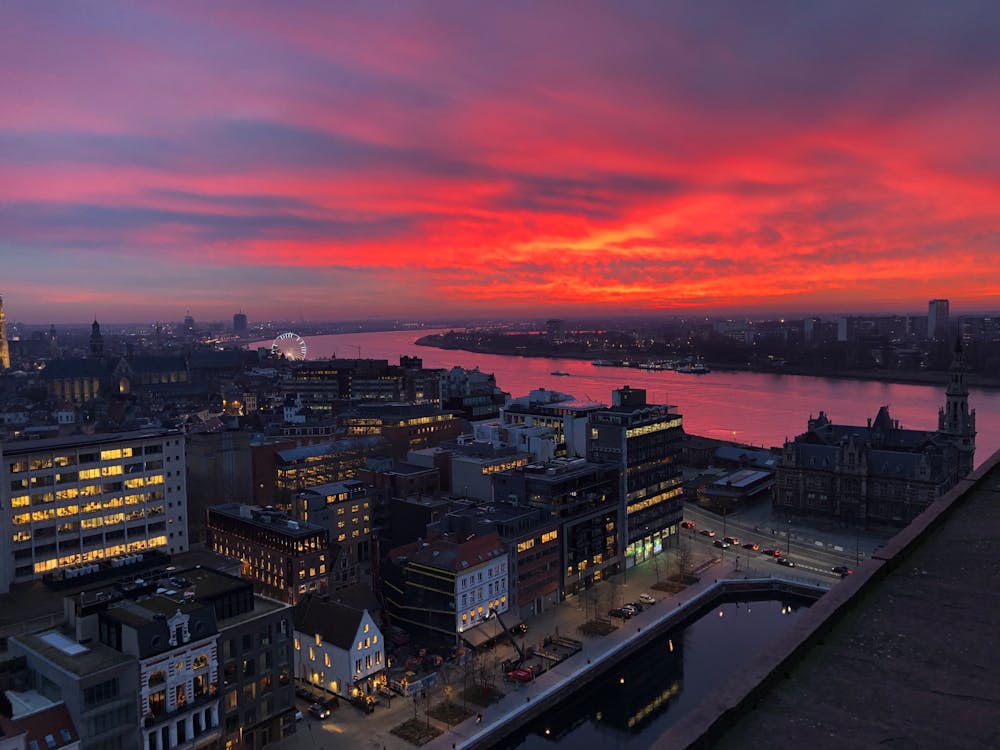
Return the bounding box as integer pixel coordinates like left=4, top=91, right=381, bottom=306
left=501, top=595, right=811, bottom=749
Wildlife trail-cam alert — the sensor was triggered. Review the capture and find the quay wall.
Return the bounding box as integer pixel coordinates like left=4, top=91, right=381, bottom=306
left=460, top=576, right=828, bottom=750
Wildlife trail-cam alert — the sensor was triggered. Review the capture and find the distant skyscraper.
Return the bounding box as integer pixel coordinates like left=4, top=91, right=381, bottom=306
left=233, top=311, right=248, bottom=333
left=928, top=299, right=950, bottom=341
left=183, top=310, right=195, bottom=337
left=0, top=295, right=9, bottom=369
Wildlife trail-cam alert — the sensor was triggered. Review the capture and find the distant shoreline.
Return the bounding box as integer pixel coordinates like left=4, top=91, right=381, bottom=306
left=415, top=335, right=1000, bottom=390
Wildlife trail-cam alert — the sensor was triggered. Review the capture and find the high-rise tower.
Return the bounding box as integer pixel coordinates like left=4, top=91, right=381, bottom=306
left=938, top=340, right=976, bottom=478
left=928, top=298, right=950, bottom=341
left=0, top=295, right=10, bottom=369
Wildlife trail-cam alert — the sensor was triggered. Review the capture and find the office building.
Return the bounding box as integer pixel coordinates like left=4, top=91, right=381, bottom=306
left=341, top=403, right=463, bottom=460
left=587, top=387, right=685, bottom=567
left=494, top=458, right=620, bottom=598
left=294, top=480, right=372, bottom=590
left=0, top=429, right=188, bottom=594
left=206, top=504, right=331, bottom=604
left=928, top=298, right=950, bottom=341
left=232, top=313, right=248, bottom=334
left=383, top=533, right=508, bottom=641
left=269, top=436, right=385, bottom=504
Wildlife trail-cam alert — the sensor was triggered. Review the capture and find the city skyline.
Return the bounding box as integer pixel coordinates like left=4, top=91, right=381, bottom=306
left=4, top=2, right=1000, bottom=322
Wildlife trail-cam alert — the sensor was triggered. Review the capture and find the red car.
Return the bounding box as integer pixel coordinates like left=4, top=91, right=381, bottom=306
left=761, top=548, right=782, bottom=557
left=507, top=668, right=534, bottom=683
left=681, top=521, right=696, bottom=529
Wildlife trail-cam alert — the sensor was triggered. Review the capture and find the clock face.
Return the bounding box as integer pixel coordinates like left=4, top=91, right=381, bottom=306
left=272, top=332, right=308, bottom=360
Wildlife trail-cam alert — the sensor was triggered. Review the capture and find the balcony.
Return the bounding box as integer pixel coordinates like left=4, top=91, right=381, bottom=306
left=144, top=692, right=219, bottom=728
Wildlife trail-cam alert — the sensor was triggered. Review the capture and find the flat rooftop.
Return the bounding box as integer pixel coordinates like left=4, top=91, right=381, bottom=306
left=1, top=428, right=180, bottom=454
left=15, top=629, right=131, bottom=677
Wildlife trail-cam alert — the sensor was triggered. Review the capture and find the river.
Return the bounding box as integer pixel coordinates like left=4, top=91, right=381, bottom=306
left=250, top=329, right=1000, bottom=465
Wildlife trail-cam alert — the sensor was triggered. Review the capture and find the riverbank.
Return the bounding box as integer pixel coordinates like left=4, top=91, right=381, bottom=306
left=414, top=335, right=1000, bottom=390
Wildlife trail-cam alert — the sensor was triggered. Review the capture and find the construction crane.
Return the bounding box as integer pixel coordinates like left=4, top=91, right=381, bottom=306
left=488, top=607, right=525, bottom=664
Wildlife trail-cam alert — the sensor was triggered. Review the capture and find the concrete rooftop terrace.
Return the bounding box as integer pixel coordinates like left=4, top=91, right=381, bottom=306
left=669, top=450, right=1000, bottom=749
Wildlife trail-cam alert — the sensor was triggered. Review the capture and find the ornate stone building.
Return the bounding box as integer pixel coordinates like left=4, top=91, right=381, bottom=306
left=776, top=345, right=975, bottom=525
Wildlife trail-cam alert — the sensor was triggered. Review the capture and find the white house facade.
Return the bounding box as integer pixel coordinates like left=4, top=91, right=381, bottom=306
left=293, top=598, right=385, bottom=699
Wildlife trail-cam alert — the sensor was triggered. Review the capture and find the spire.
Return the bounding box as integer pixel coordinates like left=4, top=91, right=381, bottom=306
left=90, top=317, right=104, bottom=357
left=938, top=342, right=976, bottom=477
left=0, top=295, right=9, bottom=370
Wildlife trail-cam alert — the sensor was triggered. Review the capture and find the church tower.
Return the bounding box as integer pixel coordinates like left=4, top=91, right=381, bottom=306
left=90, top=318, right=104, bottom=357
left=938, top=340, right=976, bottom=478
left=0, top=296, right=10, bottom=369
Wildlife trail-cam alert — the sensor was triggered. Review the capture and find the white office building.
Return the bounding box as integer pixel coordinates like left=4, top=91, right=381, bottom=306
left=0, top=430, right=188, bottom=593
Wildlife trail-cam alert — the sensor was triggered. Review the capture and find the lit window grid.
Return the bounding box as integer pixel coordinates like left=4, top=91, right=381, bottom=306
left=455, top=556, right=509, bottom=633
left=6, top=438, right=185, bottom=578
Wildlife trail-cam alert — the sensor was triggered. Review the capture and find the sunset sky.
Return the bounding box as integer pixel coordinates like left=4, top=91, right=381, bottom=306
left=3, top=1, right=1000, bottom=323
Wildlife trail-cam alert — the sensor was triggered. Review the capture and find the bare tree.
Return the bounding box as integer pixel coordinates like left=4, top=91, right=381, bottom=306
left=674, top=536, right=694, bottom=581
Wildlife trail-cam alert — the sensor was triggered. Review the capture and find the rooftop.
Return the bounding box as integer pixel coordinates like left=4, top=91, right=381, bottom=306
left=390, top=532, right=506, bottom=572
left=209, top=503, right=327, bottom=538
left=1, top=428, right=181, bottom=454
left=673, top=450, right=1000, bottom=749
left=275, top=435, right=383, bottom=462
left=14, top=628, right=131, bottom=677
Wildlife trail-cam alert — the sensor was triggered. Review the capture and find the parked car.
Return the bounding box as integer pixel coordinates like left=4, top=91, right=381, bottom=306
left=638, top=593, right=656, bottom=604
left=699, top=529, right=716, bottom=537
left=309, top=703, right=331, bottom=720
left=832, top=566, right=854, bottom=576
left=507, top=668, right=534, bottom=683
left=776, top=557, right=795, bottom=567
left=609, top=607, right=627, bottom=619
left=510, top=622, right=528, bottom=636
left=723, top=536, right=739, bottom=545
left=713, top=539, right=731, bottom=548
left=761, top=548, right=782, bottom=557
left=681, top=521, right=696, bottom=529
left=742, top=542, right=760, bottom=551
left=625, top=601, right=644, bottom=612
left=622, top=604, right=638, bottom=617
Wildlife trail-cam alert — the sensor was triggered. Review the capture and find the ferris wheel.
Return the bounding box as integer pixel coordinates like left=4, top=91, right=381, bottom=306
left=271, top=332, right=307, bottom=360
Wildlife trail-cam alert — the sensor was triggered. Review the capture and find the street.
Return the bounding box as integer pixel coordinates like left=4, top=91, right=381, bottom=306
left=265, top=504, right=868, bottom=750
